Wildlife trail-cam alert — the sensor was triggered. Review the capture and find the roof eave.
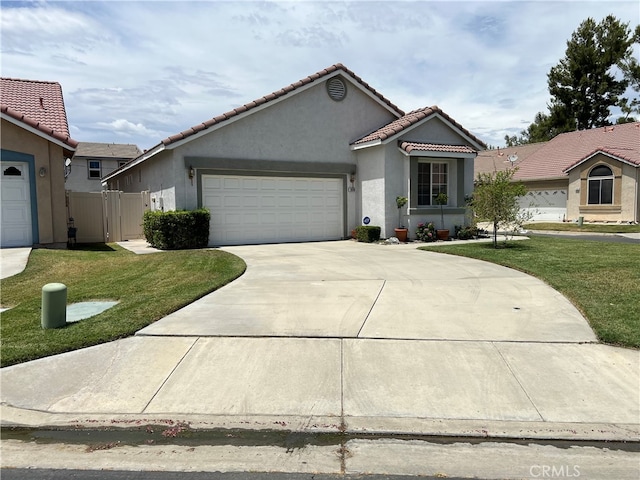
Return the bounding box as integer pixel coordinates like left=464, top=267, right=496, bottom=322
left=1, top=112, right=77, bottom=151
left=350, top=139, right=383, bottom=150
left=563, top=150, right=640, bottom=173
left=430, top=113, right=486, bottom=151
left=102, top=143, right=166, bottom=182
left=516, top=175, right=568, bottom=182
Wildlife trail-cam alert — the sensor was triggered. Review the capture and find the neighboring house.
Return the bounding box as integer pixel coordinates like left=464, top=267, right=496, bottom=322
left=475, top=122, right=640, bottom=223
left=66, top=142, right=141, bottom=192
left=103, top=64, right=486, bottom=246
left=1, top=77, right=78, bottom=247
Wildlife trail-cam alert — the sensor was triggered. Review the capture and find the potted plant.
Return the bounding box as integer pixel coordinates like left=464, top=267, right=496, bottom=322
left=394, top=196, right=408, bottom=242
left=435, top=192, right=449, bottom=240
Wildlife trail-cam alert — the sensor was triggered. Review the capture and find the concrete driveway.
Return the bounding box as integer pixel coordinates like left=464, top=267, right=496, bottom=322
left=1, top=240, right=638, bottom=443
left=138, top=241, right=595, bottom=342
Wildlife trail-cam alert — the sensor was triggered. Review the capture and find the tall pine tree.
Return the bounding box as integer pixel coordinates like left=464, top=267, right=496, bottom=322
left=515, top=16, right=637, bottom=144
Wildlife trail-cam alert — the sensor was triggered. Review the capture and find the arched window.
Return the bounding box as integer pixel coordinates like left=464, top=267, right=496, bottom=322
left=3, top=166, right=22, bottom=177
left=587, top=165, right=613, bottom=205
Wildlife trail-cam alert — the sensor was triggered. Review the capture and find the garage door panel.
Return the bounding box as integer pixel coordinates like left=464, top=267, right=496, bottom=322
left=243, top=178, right=259, bottom=189
left=203, top=177, right=222, bottom=189
left=203, top=174, right=343, bottom=246
left=277, top=195, right=293, bottom=207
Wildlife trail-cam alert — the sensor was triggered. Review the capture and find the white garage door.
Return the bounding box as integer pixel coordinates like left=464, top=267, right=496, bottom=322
left=519, top=189, right=567, bottom=221
left=203, top=174, right=344, bottom=246
left=1, top=163, right=33, bottom=247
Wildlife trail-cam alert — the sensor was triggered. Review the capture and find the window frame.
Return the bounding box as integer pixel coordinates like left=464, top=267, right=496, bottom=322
left=587, top=165, right=614, bottom=205
left=88, top=160, right=102, bottom=179
left=417, top=161, right=449, bottom=207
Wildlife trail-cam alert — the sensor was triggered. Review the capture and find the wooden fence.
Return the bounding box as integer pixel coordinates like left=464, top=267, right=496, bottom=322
left=66, top=190, right=150, bottom=243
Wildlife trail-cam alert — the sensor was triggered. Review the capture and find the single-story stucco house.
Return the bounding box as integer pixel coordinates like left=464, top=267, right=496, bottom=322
left=1, top=77, right=78, bottom=247
left=65, top=142, right=142, bottom=193
left=103, top=64, right=486, bottom=246
left=475, top=122, right=640, bottom=223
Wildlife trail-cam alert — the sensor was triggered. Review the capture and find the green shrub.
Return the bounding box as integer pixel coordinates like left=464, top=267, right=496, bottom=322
left=454, top=225, right=479, bottom=240
left=143, top=209, right=210, bottom=250
left=355, top=225, right=381, bottom=243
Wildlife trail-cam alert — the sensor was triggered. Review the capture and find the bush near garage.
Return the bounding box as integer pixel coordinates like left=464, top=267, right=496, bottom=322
left=143, top=209, right=210, bottom=250
left=355, top=225, right=381, bottom=243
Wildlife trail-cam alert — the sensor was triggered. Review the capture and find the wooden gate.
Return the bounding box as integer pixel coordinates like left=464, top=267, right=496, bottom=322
left=66, top=190, right=149, bottom=243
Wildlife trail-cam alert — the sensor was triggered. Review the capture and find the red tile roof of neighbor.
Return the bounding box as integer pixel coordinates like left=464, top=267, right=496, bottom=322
left=1, top=77, right=78, bottom=149
left=475, top=122, right=640, bottom=181
left=513, top=122, right=640, bottom=180
left=161, top=63, right=405, bottom=146
left=353, top=106, right=487, bottom=148
left=474, top=142, right=547, bottom=177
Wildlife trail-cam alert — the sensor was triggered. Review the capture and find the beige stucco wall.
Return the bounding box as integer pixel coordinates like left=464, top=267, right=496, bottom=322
left=566, top=154, right=638, bottom=222
left=1, top=119, right=68, bottom=244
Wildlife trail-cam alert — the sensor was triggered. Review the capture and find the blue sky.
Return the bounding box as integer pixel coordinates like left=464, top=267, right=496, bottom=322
left=1, top=0, right=639, bottom=149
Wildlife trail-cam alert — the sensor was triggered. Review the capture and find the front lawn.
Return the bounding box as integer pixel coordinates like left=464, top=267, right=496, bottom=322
left=0, top=245, right=246, bottom=367
left=419, top=236, right=640, bottom=349
left=524, top=222, right=640, bottom=233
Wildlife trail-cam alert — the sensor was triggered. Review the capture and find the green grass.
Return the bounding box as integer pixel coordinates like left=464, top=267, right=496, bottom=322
left=0, top=245, right=246, bottom=367
left=419, top=236, right=640, bottom=349
left=524, top=222, right=640, bottom=233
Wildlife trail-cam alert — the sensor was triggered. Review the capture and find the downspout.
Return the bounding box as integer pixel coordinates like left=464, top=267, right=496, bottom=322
left=633, top=167, right=640, bottom=223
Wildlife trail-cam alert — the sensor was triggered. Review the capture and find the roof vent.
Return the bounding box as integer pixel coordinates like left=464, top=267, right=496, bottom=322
left=327, top=76, right=347, bottom=102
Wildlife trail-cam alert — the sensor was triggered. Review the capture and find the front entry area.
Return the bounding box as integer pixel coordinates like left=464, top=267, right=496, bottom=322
left=202, top=174, right=344, bottom=246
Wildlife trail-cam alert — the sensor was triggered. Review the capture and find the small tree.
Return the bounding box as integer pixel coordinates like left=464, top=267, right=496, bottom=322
left=470, top=169, right=528, bottom=248
left=434, top=192, right=448, bottom=230
left=396, top=196, right=408, bottom=228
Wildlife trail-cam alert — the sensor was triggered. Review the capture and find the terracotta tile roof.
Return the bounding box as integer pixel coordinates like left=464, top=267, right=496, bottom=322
left=1, top=77, right=78, bottom=149
left=474, top=142, right=547, bottom=177
left=75, top=142, right=142, bottom=159
left=399, top=141, right=477, bottom=155
left=513, top=122, right=640, bottom=180
left=161, top=63, right=405, bottom=146
left=564, top=145, right=640, bottom=171
left=352, top=105, right=487, bottom=148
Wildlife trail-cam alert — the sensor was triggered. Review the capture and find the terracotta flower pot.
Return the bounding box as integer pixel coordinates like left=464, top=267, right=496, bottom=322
left=436, top=229, right=449, bottom=241
left=394, top=228, right=408, bottom=242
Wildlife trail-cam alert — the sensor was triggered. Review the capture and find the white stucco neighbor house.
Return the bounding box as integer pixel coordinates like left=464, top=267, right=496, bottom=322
left=103, top=64, right=486, bottom=246
left=66, top=142, right=141, bottom=192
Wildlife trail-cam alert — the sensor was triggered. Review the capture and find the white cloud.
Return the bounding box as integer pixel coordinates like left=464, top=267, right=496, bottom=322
left=95, top=119, right=164, bottom=139
left=1, top=1, right=638, bottom=149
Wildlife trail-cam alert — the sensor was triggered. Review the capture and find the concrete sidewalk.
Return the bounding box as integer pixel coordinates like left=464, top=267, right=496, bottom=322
left=1, top=240, right=638, bottom=445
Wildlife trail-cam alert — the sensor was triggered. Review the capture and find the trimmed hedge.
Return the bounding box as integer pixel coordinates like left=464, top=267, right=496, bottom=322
left=143, top=209, right=210, bottom=250
left=355, top=225, right=381, bottom=243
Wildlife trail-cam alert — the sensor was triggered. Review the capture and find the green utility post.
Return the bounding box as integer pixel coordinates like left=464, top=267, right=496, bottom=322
left=41, top=283, right=67, bottom=329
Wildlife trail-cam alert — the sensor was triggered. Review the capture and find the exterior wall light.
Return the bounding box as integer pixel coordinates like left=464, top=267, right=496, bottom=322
left=39, top=166, right=47, bottom=177
left=348, top=172, right=356, bottom=192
